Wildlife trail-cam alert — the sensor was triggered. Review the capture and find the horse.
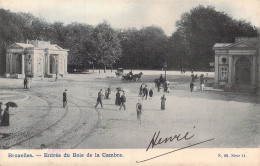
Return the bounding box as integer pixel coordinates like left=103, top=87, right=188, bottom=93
left=133, top=72, right=143, bottom=81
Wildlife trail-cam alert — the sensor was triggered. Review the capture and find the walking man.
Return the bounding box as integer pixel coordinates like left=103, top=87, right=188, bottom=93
left=95, top=89, right=103, bottom=108
left=119, top=92, right=126, bottom=110
left=142, top=85, right=148, bottom=100
left=63, top=89, right=67, bottom=108
left=23, top=77, right=27, bottom=89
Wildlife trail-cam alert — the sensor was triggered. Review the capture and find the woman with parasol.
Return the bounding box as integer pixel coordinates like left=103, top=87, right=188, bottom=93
left=0, top=102, right=17, bottom=126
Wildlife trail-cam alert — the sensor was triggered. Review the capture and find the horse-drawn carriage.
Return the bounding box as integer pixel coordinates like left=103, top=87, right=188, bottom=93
left=115, top=68, right=124, bottom=76
left=121, top=72, right=143, bottom=82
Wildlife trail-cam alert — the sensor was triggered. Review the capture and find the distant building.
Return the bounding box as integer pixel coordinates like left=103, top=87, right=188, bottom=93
left=212, top=37, right=260, bottom=93
left=5, top=40, right=68, bottom=78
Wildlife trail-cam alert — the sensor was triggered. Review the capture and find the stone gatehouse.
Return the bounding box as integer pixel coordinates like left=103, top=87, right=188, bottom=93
left=5, top=40, right=68, bottom=78
left=212, top=37, right=260, bottom=93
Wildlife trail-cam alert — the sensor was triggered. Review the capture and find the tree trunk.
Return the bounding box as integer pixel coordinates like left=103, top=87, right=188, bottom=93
left=111, top=66, right=112, bottom=73
left=93, top=65, right=94, bottom=72
left=104, top=66, right=106, bottom=73
left=99, top=68, right=100, bottom=74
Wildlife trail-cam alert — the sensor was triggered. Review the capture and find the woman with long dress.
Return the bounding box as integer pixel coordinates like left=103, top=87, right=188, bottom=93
left=115, top=90, right=121, bottom=106
left=1, top=105, right=9, bottom=126
left=161, top=94, right=166, bottom=110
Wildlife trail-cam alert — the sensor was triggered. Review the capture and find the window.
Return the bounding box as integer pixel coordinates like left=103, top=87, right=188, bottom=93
left=220, top=67, right=228, bottom=80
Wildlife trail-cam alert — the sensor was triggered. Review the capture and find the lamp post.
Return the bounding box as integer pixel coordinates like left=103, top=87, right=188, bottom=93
left=164, top=62, right=167, bottom=81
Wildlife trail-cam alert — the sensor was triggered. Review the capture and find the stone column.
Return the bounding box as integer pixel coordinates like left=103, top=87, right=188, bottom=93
left=21, top=54, right=25, bottom=75
left=46, top=54, right=50, bottom=74
left=228, top=55, right=233, bottom=85
left=10, top=53, right=13, bottom=74
left=214, top=55, right=219, bottom=84
left=65, top=54, right=67, bottom=74
left=6, top=53, right=9, bottom=73
left=56, top=55, right=59, bottom=74
left=252, top=55, right=256, bottom=85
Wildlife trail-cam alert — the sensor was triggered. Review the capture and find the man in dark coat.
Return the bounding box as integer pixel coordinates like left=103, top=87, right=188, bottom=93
left=157, top=80, right=161, bottom=92
left=190, top=82, right=194, bottom=92
left=159, top=74, right=164, bottom=85
left=142, top=85, right=148, bottom=100
left=23, top=77, right=27, bottom=89
left=63, top=89, right=67, bottom=108
left=119, top=92, right=126, bottom=110
left=95, top=89, right=103, bottom=108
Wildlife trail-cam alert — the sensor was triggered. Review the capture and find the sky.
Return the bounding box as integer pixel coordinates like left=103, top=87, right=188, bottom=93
left=0, top=0, right=260, bottom=36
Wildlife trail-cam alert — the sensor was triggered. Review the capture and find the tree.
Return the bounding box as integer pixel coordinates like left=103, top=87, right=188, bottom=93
left=90, top=22, right=122, bottom=72
left=117, top=26, right=170, bottom=69
left=170, top=5, right=259, bottom=70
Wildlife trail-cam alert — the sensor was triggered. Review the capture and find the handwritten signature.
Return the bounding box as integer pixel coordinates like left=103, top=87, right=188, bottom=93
left=137, top=128, right=214, bottom=163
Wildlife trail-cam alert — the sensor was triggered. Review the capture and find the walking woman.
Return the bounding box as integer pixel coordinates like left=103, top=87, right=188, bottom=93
left=136, top=101, right=142, bottom=124
left=161, top=94, right=166, bottom=110
left=115, top=90, right=121, bottom=106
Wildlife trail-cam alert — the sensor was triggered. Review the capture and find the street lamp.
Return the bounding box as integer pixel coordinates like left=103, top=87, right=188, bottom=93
left=164, top=62, right=167, bottom=81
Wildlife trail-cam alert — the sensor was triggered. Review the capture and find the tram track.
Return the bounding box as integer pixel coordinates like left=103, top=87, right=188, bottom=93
left=0, top=88, right=102, bottom=149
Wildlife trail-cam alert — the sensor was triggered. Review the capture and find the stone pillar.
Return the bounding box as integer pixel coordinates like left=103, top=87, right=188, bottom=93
left=10, top=53, right=13, bottom=74
left=214, top=55, right=219, bottom=84
left=21, top=54, right=25, bottom=75
left=6, top=53, right=9, bottom=73
left=65, top=54, right=67, bottom=74
left=56, top=55, right=59, bottom=74
left=46, top=54, right=50, bottom=74
left=252, top=55, right=256, bottom=85
left=228, top=55, right=233, bottom=85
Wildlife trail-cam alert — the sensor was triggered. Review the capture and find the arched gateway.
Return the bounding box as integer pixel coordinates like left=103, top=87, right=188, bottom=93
left=213, top=37, right=260, bottom=93
left=235, top=56, right=251, bottom=85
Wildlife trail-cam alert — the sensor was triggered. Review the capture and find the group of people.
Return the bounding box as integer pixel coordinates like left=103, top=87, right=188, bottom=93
left=139, top=84, right=153, bottom=100
left=94, top=87, right=126, bottom=110
left=190, top=73, right=208, bottom=92
left=23, top=76, right=32, bottom=89
left=0, top=102, right=10, bottom=126
left=155, top=74, right=170, bottom=93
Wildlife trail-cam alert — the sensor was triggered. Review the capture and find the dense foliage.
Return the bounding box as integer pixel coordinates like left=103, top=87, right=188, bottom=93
left=0, top=6, right=259, bottom=74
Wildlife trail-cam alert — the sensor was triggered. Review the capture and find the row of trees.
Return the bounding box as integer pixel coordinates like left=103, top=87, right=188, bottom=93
left=0, top=6, right=259, bottom=74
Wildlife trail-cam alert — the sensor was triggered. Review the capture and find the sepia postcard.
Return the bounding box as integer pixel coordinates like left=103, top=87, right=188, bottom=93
left=0, top=0, right=259, bottom=165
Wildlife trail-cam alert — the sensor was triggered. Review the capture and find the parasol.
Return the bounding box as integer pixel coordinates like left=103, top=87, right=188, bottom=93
left=6, top=102, right=18, bottom=107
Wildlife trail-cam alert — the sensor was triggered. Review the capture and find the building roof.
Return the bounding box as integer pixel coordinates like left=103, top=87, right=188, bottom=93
left=8, top=43, right=35, bottom=48
left=212, top=43, right=232, bottom=49
left=8, top=42, right=68, bottom=51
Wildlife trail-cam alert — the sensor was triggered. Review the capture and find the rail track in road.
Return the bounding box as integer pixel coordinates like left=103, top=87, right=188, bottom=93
left=0, top=89, right=101, bottom=149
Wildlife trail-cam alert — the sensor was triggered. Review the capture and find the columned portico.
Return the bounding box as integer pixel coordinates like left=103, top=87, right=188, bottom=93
left=213, top=37, right=259, bottom=93
left=6, top=40, right=68, bottom=78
